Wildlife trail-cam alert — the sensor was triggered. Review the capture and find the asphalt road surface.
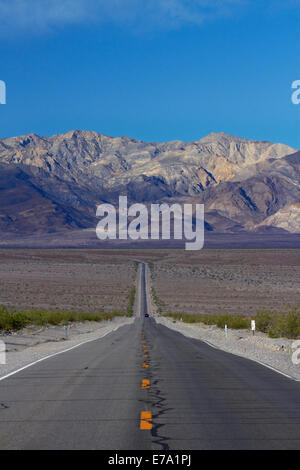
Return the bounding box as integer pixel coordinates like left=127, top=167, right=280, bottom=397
left=0, top=264, right=300, bottom=449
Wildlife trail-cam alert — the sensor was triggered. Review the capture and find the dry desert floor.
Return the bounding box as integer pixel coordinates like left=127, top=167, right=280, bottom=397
left=0, top=249, right=299, bottom=317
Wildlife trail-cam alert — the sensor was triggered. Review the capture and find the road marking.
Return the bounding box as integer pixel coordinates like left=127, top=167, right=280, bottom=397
left=160, top=320, right=300, bottom=382
left=142, top=379, right=150, bottom=389
left=143, top=354, right=148, bottom=358
left=156, top=315, right=300, bottom=383
left=142, top=362, right=149, bottom=368
left=190, top=333, right=299, bottom=380
left=140, top=411, right=152, bottom=429
left=250, top=358, right=299, bottom=381
left=0, top=324, right=127, bottom=383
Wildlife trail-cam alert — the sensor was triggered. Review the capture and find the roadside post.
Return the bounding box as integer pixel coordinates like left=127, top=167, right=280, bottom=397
left=251, top=320, right=255, bottom=336
left=225, top=324, right=228, bottom=338
left=0, top=340, right=6, bottom=365
left=64, top=325, right=69, bottom=339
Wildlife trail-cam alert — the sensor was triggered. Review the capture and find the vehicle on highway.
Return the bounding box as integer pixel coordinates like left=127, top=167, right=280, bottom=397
left=145, top=313, right=149, bottom=317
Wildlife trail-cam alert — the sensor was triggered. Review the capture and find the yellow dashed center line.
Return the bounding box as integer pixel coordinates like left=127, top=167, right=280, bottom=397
left=142, top=379, right=150, bottom=389
left=140, top=331, right=152, bottom=430
left=140, top=411, right=152, bottom=430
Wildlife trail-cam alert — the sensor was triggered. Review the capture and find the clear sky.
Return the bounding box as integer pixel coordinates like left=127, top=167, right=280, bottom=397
left=0, top=0, right=300, bottom=148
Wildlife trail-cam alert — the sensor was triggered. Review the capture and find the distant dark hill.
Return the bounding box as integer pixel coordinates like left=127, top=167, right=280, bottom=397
left=0, top=164, right=94, bottom=233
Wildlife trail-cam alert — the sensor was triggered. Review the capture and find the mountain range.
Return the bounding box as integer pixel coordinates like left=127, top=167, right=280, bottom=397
left=0, top=130, right=299, bottom=242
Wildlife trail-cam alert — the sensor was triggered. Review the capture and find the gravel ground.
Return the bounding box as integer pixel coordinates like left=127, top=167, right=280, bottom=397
left=0, top=250, right=137, bottom=313
left=150, top=249, right=300, bottom=316
left=0, top=317, right=134, bottom=379
left=156, top=316, right=300, bottom=381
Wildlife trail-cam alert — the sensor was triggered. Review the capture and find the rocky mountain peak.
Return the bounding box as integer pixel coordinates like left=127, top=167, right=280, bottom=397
left=0, top=130, right=298, bottom=236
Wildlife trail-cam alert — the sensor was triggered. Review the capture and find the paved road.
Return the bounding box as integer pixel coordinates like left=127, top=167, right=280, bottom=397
left=0, top=264, right=300, bottom=449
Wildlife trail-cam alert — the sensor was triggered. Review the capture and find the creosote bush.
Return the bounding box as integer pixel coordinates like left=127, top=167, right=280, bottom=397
left=0, top=305, right=130, bottom=332
left=127, top=286, right=136, bottom=316
left=0, top=284, right=136, bottom=332
left=164, top=305, right=300, bottom=339
left=163, top=312, right=250, bottom=330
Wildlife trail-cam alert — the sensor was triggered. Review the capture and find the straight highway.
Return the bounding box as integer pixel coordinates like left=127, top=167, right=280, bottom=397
left=0, top=263, right=300, bottom=449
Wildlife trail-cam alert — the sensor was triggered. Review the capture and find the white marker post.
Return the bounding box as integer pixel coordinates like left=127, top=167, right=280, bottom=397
left=251, top=320, right=255, bottom=336
left=0, top=340, right=6, bottom=365
left=225, top=324, right=228, bottom=338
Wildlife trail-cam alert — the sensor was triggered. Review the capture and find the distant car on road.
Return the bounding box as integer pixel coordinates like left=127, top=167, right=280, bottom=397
left=145, top=313, right=149, bottom=317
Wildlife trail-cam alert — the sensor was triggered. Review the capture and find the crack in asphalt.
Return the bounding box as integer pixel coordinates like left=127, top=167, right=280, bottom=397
left=149, top=378, right=172, bottom=451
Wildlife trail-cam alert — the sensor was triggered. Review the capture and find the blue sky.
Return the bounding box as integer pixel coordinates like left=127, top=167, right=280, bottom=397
left=0, top=0, right=300, bottom=148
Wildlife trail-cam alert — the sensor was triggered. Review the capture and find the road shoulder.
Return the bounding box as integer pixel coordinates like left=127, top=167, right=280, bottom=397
left=156, top=316, right=300, bottom=381
left=0, top=317, right=134, bottom=380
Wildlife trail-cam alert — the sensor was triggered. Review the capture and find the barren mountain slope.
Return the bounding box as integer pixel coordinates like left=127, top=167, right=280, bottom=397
left=0, top=130, right=298, bottom=235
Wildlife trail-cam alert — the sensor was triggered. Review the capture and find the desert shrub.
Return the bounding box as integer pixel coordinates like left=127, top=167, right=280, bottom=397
left=127, top=286, right=136, bottom=316
left=0, top=306, right=129, bottom=332
left=151, top=287, right=165, bottom=314
left=163, top=313, right=249, bottom=329
left=254, top=307, right=300, bottom=339
left=164, top=306, right=300, bottom=339
left=9, top=313, right=29, bottom=330
left=282, top=310, right=300, bottom=338
left=267, top=309, right=300, bottom=339
left=214, top=315, right=250, bottom=330
left=255, top=310, right=273, bottom=333
left=0, top=306, right=11, bottom=330
left=267, top=327, right=281, bottom=338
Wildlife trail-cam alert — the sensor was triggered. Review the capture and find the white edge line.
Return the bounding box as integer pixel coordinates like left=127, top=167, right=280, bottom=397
left=157, top=318, right=300, bottom=382
left=196, top=338, right=299, bottom=381
left=249, top=358, right=299, bottom=381
left=0, top=321, right=131, bottom=383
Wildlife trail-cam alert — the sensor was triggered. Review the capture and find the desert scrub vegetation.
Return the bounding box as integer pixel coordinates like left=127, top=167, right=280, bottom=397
left=0, top=305, right=131, bottom=332
left=164, top=305, right=300, bottom=339
left=127, top=286, right=136, bottom=316
left=164, top=313, right=250, bottom=330
left=151, top=286, right=165, bottom=314
left=255, top=306, right=300, bottom=339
